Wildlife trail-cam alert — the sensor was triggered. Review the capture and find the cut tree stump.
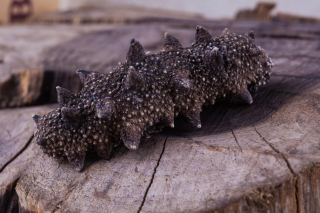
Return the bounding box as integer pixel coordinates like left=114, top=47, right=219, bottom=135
left=1, top=20, right=320, bottom=212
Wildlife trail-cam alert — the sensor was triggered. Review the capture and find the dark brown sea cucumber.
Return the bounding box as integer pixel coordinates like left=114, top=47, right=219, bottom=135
left=33, top=26, right=273, bottom=171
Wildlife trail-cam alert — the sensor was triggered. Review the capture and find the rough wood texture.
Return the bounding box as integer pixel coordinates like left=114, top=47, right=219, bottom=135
left=1, top=20, right=320, bottom=212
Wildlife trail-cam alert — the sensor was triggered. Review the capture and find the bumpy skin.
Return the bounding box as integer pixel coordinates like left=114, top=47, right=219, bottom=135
left=33, top=26, right=273, bottom=171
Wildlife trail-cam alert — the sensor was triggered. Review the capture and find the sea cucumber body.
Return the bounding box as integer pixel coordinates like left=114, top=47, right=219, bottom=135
left=33, top=26, right=273, bottom=171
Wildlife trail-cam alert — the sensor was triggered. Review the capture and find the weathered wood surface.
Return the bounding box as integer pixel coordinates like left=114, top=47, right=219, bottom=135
left=0, top=20, right=320, bottom=212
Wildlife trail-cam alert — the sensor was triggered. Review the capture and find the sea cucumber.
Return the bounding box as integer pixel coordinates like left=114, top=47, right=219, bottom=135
left=33, top=26, right=273, bottom=171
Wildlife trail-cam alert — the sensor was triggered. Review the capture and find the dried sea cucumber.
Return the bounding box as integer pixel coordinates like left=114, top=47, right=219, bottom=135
left=33, top=26, right=273, bottom=171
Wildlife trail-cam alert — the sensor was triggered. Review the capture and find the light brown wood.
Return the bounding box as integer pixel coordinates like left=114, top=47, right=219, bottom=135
left=1, top=20, right=320, bottom=212
left=0, top=24, right=112, bottom=108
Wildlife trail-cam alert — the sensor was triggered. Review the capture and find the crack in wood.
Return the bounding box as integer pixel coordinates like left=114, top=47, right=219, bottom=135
left=0, top=134, right=34, bottom=173
left=294, top=177, right=300, bottom=213
left=0, top=178, right=19, bottom=212
left=231, top=129, right=243, bottom=153
left=186, top=140, right=286, bottom=160
left=46, top=170, right=93, bottom=212
left=253, top=126, right=295, bottom=175
left=51, top=178, right=80, bottom=213
left=52, top=201, right=63, bottom=213
left=137, top=136, right=168, bottom=213
left=260, top=33, right=317, bottom=40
